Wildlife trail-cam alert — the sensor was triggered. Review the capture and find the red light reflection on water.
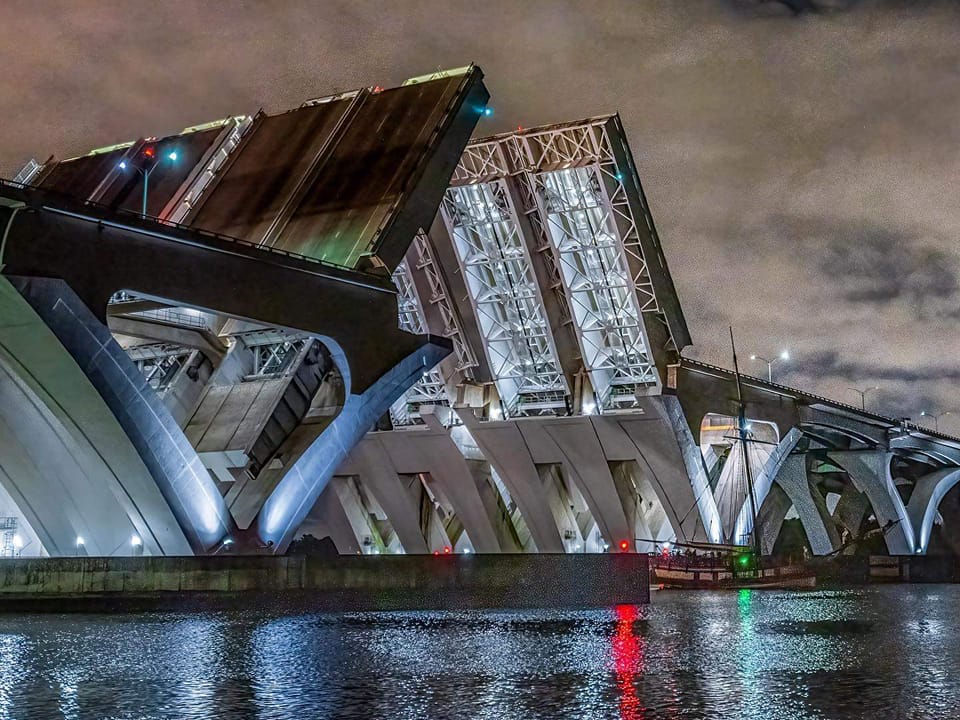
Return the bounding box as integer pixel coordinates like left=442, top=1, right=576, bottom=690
left=611, top=604, right=646, bottom=720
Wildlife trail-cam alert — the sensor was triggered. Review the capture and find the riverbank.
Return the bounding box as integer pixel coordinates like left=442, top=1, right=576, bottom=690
left=0, top=553, right=649, bottom=612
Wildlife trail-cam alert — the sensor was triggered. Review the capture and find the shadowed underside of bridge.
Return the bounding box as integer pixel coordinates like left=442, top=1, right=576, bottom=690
left=0, top=66, right=487, bottom=555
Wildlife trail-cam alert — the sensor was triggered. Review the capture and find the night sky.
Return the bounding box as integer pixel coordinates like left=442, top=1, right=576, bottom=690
left=2, top=0, right=958, bottom=427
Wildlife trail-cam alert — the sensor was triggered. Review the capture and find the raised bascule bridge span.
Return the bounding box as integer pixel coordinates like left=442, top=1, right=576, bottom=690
left=0, top=66, right=488, bottom=556
left=0, top=71, right=955, bottom=558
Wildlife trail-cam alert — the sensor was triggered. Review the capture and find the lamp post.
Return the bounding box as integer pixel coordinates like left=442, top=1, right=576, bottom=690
left=848, top=385, right=879, bottom=411
left=118, top=146, right=177, bottom=217
left=749, top=350, right=789, bottom=382
left=921, top=410, right=951, bottom=432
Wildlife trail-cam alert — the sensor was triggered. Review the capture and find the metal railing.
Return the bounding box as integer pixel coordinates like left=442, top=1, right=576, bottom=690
left=129, top=307, right=211, bottom=330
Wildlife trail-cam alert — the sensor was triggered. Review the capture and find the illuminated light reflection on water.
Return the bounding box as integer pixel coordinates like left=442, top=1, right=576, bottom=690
left=0, top=586, right=959, bottom=718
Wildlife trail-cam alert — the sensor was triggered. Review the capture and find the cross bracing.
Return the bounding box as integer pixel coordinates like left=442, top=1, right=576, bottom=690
left=410, top=229, right=478, bottom=375
left=390, top=258, right=450, bottom=425
left=441, top=181, right=568, bottom=417
left=509, top=120, right=663, bottom=316
left=127, top=344, right=194, bottom=392
left=239, top=333, right=307, bottom=378
left=534, top=166, right=658, bottom=407
left=442, top=117, right=673, bottom=412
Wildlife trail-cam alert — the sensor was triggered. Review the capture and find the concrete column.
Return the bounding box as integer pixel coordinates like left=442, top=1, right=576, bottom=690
left=756, top=484, right=794, bottom=555
left=0, top=276, right=194, bottom=556
left=374, top=415, right=502, bottom=553
left=833, top=484, right=872, bottom=544
left=828, top=450, right=914, bottom=554
left=538, top=419, right=633, bottom=547
left=906, top=468, right=960, bottom=554
left=347, top=438, right=430, bottom=554
left=255, top=336, right=449, bottom=551
left=455, top=410, right=565, bottom=552
left=11, top=277, right=233, bottom=554
left=295, top=483, right=360, bottom=554
left=732, top=427, right=803, bottom=546
left=766, top=454, right=840, bottom=555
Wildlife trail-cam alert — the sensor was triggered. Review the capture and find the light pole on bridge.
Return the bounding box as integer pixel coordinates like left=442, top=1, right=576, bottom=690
left=118, top=145, right=178, bottom=218
left=848, top=385, right=879, bottom=411
left=920, top=410, right=951, bottom=432
left=749, top=350, right=789, bottom=383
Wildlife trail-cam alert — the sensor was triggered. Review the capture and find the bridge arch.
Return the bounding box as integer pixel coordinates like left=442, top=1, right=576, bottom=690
left=906, top=467, right=960, bottom=554
left=0, top=277, right=195, bottom=556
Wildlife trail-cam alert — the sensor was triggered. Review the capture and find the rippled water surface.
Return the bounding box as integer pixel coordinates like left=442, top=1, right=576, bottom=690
left=1, top=585, right=958, bottom=719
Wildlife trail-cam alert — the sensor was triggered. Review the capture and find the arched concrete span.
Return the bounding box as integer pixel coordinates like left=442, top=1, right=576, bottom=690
left=733, top=428, right=803, bottom=547
left=254, top=336, right=449, bottom=551
left=828, top=451, right=914, bottom=554
left=726, top=427, right=838, bottom=554
left=0, top=276, right=193, bottom=556
left=907, top=467, right=960, bottom=554
left=757, top=454, right=840, bottom=555
left=10, top=276, right=234, bottom=553
left=338, top=412, right=503, bottom=553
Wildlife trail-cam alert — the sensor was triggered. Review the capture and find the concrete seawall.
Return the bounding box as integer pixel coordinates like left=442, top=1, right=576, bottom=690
left=0, top=554, right=649, bottom=612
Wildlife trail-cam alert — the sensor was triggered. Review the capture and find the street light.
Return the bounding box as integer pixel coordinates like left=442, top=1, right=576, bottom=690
left=749, top=350, right=789, bottom=382
left=921, top=410, right=952, bottom=432
left=848, top=386, right=879, bottom=411
left=118, top=146, right=178, bottom=217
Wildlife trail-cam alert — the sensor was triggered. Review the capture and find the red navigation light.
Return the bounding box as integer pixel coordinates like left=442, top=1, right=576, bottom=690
left=433, top=550, right=439, bottom=556
left=142, top=146, right=156, bottom=159
left=372, top=85, right=383, bottom=93
left=619, top=540, right=630, bottom=552
left=443, top=546, right=451, bottom=554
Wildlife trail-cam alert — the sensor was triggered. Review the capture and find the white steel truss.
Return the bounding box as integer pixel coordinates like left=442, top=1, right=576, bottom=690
left=127, top=344, right=193, bottom=392
left=390, top=259, right=449, bottom=425
left=410, top=229, right=478, bottom=374
left=533, top=166, right=658, bottom=407
left=11, top=159, right=42, bottom=186
left=509, top=120, right=662, bottom=315
left=444, top=117, right=673, bottom=410
left=441, top=181, right=568, bottom=417
left=248, top=338, right=306, bottom=377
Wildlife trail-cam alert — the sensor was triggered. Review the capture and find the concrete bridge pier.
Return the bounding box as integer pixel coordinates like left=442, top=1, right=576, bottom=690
left=906, top=467, right=960, bottom=554
left=828, top=450, right=914, bottom=554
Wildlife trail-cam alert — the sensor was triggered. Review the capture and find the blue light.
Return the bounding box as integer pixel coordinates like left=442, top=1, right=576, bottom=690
left=118, top=161, right=127, bottom=170
left=167, top=151, right=178, bottom=161
left=615, top=172, right=624, bottom=181
left=483, top=107, right=493, bottom=117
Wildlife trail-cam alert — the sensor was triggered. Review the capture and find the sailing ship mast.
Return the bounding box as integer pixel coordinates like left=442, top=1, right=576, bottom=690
left=729, top=327, right=763, bottom=559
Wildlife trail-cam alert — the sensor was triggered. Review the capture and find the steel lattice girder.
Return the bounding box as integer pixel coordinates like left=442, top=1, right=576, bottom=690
left=443, top=118, right=672, bottom=410
left=441, top=181, right=568, bottom=416
left=531, top=166, right=659, bottom=407
left=389, top=258, right=451, bottom=425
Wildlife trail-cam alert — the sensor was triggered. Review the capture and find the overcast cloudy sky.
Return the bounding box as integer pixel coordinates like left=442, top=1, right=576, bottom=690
left=1, top=0, right=958, bottom=426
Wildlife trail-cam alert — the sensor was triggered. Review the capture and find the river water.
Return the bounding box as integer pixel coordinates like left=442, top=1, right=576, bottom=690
left=0, top=585, right=957, bottom=719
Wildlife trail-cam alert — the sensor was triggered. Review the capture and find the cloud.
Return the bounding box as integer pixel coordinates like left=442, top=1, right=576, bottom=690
left=0, top=0, right=958, bottom=424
